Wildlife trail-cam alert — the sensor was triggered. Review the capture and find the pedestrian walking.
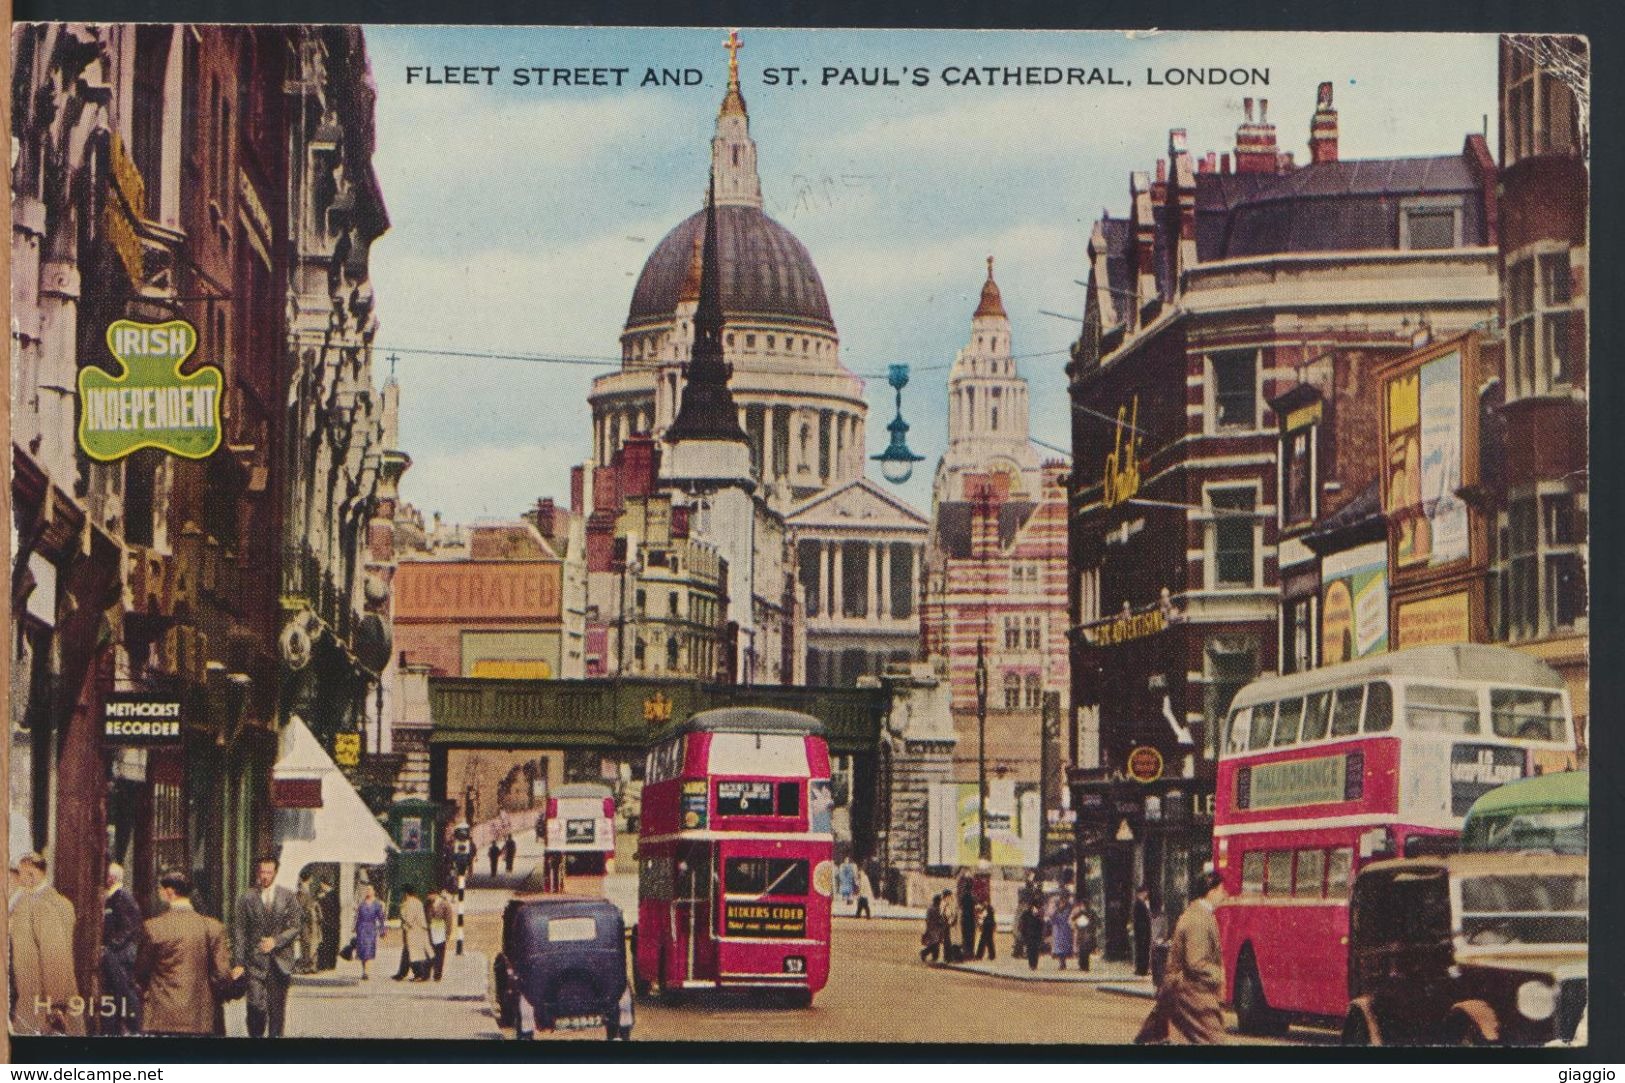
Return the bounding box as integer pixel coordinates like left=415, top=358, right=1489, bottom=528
left=1048, top=889, right=1075, bottom=970
left=836, top=856, right=858, bottom=909
left=102, top=862, right=145, bottom=1034
left=975, top=902, right=997, bottom=961
left=940, top=887, right=962, bottom=963
left=1134, top=870, right=1230, bottom=1045
left=1012, top=872, right=1040, bottom=957
left=429, top=884, right=456, bottom=980
left=489, top=839, right=502, bottom=878
left=137, top=871, right=234, bottom=1036
left=956, top=871, right=977, bottom=959
left=919, top=892, right=945, bottom=963
left=1018, top=901, right=1045, bottom=971
left=1133, top=885, right=1154, bottom=976
left=9, top=852, right=84, bottom=1035
left=232, top=855, right=301, bottom=1039
left=393, top=884, right=432, bottom=981
left=351, top=883, right=386, bottom=979
left=503, top=834, right=517, bottom=874
left=854, top=865, right=874, bottom=919
left=1073, top=898, right=1099, bottom=972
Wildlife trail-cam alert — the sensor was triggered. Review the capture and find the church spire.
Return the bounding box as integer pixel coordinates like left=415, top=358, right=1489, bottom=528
left=711, top=28, right=763, bottom=208
left=666, top=180, right=748, bottom=445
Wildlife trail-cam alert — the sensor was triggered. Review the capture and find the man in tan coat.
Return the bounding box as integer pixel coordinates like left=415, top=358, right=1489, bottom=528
left=391, top=885, right=432, bottom=981
left=1134, top=869, right=1229, bottom=1044
left=9, top=853, right=84, bottom=1036
left=137, top=871, right=235, bottom=1036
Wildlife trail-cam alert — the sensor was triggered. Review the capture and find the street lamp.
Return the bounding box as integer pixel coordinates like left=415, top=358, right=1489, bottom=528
left=872, top=364, right=925, bottom=485
left=975, top=639, right=990, bottom=861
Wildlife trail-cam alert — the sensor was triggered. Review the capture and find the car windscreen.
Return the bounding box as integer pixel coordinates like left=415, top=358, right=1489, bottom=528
left=1459, top=873, right=1588, bottom=947
left=1462, top=808, right=1588, bottom=856
left=1351, top=869, right=1451, bottom=947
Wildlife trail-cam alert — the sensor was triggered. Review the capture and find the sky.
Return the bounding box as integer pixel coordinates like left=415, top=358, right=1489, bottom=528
left=362, top=27, right=1499, bottom=523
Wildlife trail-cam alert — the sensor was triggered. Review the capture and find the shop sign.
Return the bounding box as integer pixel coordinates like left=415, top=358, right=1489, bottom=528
left=1237, top=750, right=1364, bottom=811
left=1086, top=604, right=1166, bottom=646
left=470, top=658, right=552, bottom=679
left=103, top=693, right=183, bottom=745
left=681, top=780, right=708, bottom=829
left=333, top=732, right=361, bottom=768
left=1396, top=592, right=1471, bottom=648
left=272, top=778, right=323, bottom=809
left=1321, top=541, right=1388, bottom=663
left=395, top=561, right=562, bottom=621
left=724, top=901, right=806, bottom=938
left=1285, top=400, right=1323, bottom=432
left=1127, top=746, right=1163, bottom=783
left=105, top=133, right=146, bottom=288
left=644, top=691, right=673, bottom=724
left=1101, top=396, right=1143, bottom=509
left=1449, top=744, right=1524, bottom=817
left=1384, top=345, right=1469, bottom=569
left=79, top=320, right=223, bottom=462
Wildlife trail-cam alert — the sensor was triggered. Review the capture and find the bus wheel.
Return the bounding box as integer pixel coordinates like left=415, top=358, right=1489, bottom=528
left=1234, top=951, right=1286, bottom=1036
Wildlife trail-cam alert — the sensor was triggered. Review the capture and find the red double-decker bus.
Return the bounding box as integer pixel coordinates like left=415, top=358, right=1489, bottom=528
left=1212, top=644, right=1576, bottom=1034
left=634, top=708, right=835, bottom=1006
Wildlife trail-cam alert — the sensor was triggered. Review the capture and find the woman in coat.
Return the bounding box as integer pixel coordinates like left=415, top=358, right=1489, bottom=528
left=940, top=888, right=962, bottom=963
left=919, top=892, right=945, bottom=963
left=1048, top=890, right=1076, bottom=969
left=353, top=883, right=386, bottom=980
left=1072, top=899, right=1099, bottom=972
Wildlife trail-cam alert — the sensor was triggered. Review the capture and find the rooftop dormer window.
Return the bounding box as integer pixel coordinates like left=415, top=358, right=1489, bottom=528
left=1400, top=197, right=1463, bottom=250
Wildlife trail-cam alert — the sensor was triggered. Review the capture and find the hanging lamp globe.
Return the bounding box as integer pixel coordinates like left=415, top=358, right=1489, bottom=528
left=872, top=364, right=925, bottom=485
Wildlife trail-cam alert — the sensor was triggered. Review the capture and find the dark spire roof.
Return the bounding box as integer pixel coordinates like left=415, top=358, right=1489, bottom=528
left=665, top=182, right=749, bottom=445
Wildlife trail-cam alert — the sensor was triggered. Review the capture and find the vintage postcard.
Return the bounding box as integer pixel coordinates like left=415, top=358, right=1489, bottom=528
left=5, top=24, right=1589, bottom=1050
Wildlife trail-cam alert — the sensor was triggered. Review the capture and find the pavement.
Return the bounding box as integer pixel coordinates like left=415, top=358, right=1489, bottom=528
left=938, top=953, right=1155, bottom=997
left=223, top=949, right=493, bottom=1038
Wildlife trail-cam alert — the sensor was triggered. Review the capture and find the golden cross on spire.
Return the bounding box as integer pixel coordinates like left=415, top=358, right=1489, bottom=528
left=724, top=28, right=743, bottom=88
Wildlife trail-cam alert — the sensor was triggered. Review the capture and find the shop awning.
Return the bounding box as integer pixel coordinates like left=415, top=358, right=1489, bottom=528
left=271, top=716, right=395, bottom=887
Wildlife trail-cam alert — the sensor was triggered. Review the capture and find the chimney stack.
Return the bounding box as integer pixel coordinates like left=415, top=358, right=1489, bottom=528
left=1310, top=81, right=1339, bottom=163
left=1235, top=94, right=1281, bottom=174
left=1221, top=152, right=1231, bottom=174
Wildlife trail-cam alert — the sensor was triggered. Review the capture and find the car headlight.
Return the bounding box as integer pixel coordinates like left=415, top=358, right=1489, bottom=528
left=1517, top=980, right=1556, bottom=1021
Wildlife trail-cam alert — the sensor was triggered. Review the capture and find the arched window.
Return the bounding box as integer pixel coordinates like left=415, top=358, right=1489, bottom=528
left=667, top=637, right=680, bottom=670
left=1003, top=672, right=1021, bottom=710
left=1025, top=673, right=1043, bottom=709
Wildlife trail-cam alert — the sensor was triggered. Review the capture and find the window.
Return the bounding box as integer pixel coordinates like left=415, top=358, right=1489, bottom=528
left=1301, top=690, right=1333, bottom=742
left=1003, top=673, right=1021, bottom=710
left=1024, top=673, right=1043, bottom=710
left=1500, top=491, right=1587, bottom=638
left=715, top=780, right=798, bottom=817
left=1503, top=498, right=1539, bottom=637
left=1490, top=689, right=1568, bottom=743
left=1507, top=250, right=1581, bottom=398
left=745, top=334, right=755, bottom=348
left=723, top=857, right=809, bottom=897
left=1004, top=617, right=1021, bottom=650
left=669, top=591, right=680, bottom=617
left=1265, top=850, right=1293, bottom=896
left=1401, top=203, right=1460, bottom=250
left=1206, top=638, right=1258, bottom=758
left=1327, top=848, right=1353, bottom=897
left=1363, top=682, right=1394, bottom=732
left=1504, top=38, right=1585, bottom=165
left=1248, top=702, right=1276, bottom=750
left=1226, top=706, right=1251, bottom=754
left=1023, top=616, right=1042, bottom=651
left=1283, top=596, right=1316, bottom=675
left=1272, top=697, right=1303, bottom=746
left=1210, top=351, right=1257, bottom=430
left=1241, top=851, right=1265, bottom=894
left=1077, top=567, right=1100, bottom=624
left=766, top=335, right=775, bottom=350
left=1405, top=685, right=1479, bottom=734
left=666, top=637, right=679, bottom=670
left=1209, top=488, right=1258, bottom=588
left=546, top=917, right=598, bottom=942
left=1281, top=426, right=1316, bottom=528
left=1330, top=685, right=1364, bottom=737
left=1294, top=850, right=1327, bottom=898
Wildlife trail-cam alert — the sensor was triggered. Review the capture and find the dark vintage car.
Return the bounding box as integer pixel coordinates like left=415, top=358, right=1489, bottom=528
left=1342, top=853, right=1586, bottom=1046
left=493, top=895, right=633, bottom=1040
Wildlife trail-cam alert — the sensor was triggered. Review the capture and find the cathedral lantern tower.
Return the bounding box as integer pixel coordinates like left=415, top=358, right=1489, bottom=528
left=932, top=257, right=1042, bottom=512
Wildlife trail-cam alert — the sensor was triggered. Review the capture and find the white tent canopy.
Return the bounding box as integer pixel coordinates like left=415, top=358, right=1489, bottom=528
left=271, top=716, right=395, bottom=888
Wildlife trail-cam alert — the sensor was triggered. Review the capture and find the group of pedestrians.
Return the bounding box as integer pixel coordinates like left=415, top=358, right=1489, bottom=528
left=385, top=882, right=457, bottom=982
left=487, top=834, right=518, bottom=877
left=918, top=870, right=998, bottom=963
left=834, top=857, right=874, bottom=918
left=1010, top=876, right=1098, bottom=972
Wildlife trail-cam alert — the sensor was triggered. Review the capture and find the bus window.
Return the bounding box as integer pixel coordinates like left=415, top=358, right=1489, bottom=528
left=1265, top=850, right=1292, bottom=895
left=1227, top=707, right=1252, bottom=753
left=776, top=781, right=801, bottom=815
left=1405, top=685, right=1479, bottom=734
left=1294, top=850, right=1326, bottom=898
left=716, top=781, right=777, bottom=816
left=1249, top=702, right=1277, bottom=750
left=1273, top=697, right=1304, bottom=746
left=1363, top=682, right=1394, bottom=732
left=1327, top=848, right=1353, bottom=897
left=724, top=857, right=810, bottom=897
left=1241, top=851, right=1265, bottom=894
left=1330, top=685, right=1365, bottom=737
left=1301, top=690, right=1333, bottom=742
left=1489, top=689, right=1568, bottom=743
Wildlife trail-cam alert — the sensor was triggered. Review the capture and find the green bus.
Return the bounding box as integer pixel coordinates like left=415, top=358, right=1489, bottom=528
left=1460, top=770, right=1587, bottom=855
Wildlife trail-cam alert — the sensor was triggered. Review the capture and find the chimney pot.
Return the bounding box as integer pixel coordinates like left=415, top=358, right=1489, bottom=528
left=1155, top=158, right=1167, bottom=182
left=1260, top=99, right=1269, bottom=123
left=1221, top=152, right=1231, bottom=173
left=1244, top=97, right=1254, bottom=121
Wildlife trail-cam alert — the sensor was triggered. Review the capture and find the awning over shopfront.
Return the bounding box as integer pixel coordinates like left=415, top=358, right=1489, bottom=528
left=272, top=716, right=395, bottom=887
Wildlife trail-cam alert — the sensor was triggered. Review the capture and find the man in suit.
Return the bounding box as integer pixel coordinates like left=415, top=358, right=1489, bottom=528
left=233, top=856, right=301, bottom=1038
left=138, top=871, right=234, bottom=1036
left=1132, top=884, right=1154, bottom=977
left=102, top=862, right=146, bottom=1034
left=9, top=852, right=84, bottom=1036
left=1134, top=870, right=1230, bottom=1045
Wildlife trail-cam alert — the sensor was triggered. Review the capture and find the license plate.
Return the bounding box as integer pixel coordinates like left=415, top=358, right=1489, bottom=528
left=555, top=1015, right=601, bottom=1030
left=783, top=956, right=806, bottom=975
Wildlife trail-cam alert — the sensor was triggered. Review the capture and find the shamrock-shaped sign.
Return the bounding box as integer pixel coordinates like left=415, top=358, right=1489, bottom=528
left=78, top=319, right=223, bottom=462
